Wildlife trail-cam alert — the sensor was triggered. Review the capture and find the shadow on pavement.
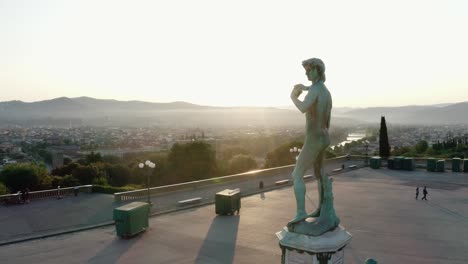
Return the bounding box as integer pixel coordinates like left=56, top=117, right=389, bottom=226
left=195, top=215, right=240, bottom=264
left=87, top=232, right=144, bottom=263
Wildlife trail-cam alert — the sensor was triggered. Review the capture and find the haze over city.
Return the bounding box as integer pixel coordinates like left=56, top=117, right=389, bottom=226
left=2, top=0, right=468, bottom=108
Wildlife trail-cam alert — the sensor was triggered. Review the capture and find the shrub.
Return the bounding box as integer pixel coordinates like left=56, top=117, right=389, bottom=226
left=62, top=175, right=80, bottom=187
left=228, top=154, right=257, bottom=174
left=0, top=163, right=48, bottom=191
left=92, top=177, right=108, bottom=186
left=0, top=182, right=9, bottom=195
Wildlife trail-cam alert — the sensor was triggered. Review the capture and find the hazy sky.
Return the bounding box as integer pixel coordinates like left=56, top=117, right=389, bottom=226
left=1, top=0, right=467, bottom=107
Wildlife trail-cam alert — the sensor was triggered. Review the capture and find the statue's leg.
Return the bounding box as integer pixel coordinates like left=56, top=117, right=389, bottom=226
left=288, top=147, right=316, bottom=226
left=308, top=150, right=340, bottom=234
left=308, top=156, right=323, bottom=217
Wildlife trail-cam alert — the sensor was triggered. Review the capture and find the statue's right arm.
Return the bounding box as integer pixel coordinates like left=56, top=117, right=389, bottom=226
left=291, top=87, right=318, bottom=113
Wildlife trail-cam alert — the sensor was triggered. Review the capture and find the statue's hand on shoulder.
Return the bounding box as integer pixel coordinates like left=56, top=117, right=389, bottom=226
left=291, top=84, right=307, bottom=99
left=294, top=84, right=308, bottom=91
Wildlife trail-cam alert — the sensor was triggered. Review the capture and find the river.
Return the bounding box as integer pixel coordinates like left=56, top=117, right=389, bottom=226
left=332, top=132, right=366, bottom=149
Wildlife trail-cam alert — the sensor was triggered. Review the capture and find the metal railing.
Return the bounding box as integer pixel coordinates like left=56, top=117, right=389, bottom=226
left=0, top=185, right=93, bottom=204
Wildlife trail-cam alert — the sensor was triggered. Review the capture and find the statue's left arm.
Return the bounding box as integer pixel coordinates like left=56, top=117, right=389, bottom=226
left=291, top=86, right=318, bottom=113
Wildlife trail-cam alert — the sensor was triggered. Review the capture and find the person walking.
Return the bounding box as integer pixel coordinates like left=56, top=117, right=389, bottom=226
left=415, top=187, right=419, bottom=200
left=422, top=186, right=428, bottom=200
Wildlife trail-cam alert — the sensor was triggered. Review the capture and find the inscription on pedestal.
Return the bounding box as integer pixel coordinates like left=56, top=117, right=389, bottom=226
left=277, top=226, right=351, bottom=264
left=284, top=249, right=344, bottom=264
left=332, top=249, right=344, bottom=264
left=285, top=250, right=314, bottom=264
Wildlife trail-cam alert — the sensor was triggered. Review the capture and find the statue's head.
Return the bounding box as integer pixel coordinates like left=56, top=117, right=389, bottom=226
left=302, top=58, right=326, bottom=82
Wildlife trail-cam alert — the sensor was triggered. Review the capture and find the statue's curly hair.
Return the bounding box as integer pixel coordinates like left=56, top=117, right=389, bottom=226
left=302, top=58, right=326, bottom=82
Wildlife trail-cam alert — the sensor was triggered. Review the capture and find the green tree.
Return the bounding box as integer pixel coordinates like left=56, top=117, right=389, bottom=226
left=228, top=154, right=257, bottom=174
left=264, top=141, right=302, bottom=168
left=379, top=116, right=391, bottom=157
left=0, top=163, right=48, bottom=191
left=62, top=175, right=80, bottom=187
left=0, top=182, right=9, bottom=195
left=106, top=164, right=131, bottom=187
left=415, top=140, right=428, bottom=154
left=85, top=151, right=102, bottom=164
left=221, top=147, right=250, bottom=160
left=102, top=155, right=122, bottom=164
left=425, top=147, right=436, bottom=156
left=63, top=157, right=72, bottom=165
left=51, top=162, right=79, bottom=176
left=167, top=142, right=217, bottom=183
left=72, top=164, right=105, bottom=185
left=40, top=175, right=54, bottom=189
left=392, top=146, right=411, bottom=156
left=92, top=177, right=109, bottom=186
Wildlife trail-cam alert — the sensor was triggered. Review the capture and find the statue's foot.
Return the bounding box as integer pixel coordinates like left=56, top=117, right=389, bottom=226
left=287, top=211, right=308, bottom=227
left=307, top=208, right=320, bottom=218
left=292, top=216, right=340, bottom=236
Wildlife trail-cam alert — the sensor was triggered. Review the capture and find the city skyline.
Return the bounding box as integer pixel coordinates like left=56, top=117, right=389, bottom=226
left=2, top=0, right=468, bottom=108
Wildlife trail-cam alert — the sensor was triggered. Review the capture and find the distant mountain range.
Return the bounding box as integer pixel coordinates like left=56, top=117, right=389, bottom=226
left=0, top=97, right=466, bottom=127
left=0, top=97, right=355, bottom=127
left=336, top=102, right=468, bottom=124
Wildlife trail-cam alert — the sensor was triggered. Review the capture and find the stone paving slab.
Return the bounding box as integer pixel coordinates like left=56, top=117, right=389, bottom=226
left=1, top=167, right=468, bottom=263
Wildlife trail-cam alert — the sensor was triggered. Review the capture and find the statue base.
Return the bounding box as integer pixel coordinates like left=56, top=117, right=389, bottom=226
left=276, top=225, right=352, bottom=264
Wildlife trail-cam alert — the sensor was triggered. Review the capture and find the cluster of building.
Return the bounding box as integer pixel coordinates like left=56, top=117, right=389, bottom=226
left=387, top=125, right=468, bottom=147
left=2, top=124, right=463, bottom=171
left=0, top=125, right=302, bottom=170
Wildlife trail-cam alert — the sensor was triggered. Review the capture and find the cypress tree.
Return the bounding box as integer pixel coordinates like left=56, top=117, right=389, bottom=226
left=379, top=116, right=391, bottom=157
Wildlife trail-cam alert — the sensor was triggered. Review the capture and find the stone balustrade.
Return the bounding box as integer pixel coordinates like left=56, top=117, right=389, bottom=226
left=0, top=185, right=93, bottom=204
left=114, top=155, right=360, bottom=203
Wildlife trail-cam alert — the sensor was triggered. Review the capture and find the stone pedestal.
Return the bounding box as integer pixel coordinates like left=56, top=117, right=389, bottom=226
left=276, top=225, right=352, bottom=264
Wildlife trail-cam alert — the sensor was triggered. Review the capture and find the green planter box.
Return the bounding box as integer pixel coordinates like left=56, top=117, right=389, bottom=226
left=215, top=188, right=241, bottom=215
left=394, top=156, right=404, bottom=170
left=452, top=158, right=462, bottom=172
left=370, top=156, right=381, bottom=169
left=113, top=202, right=150, bottom=238
left=387, top=158, right=394, bottom=169
left=427, top=158, right=436, bottom=172
left=436, top=160, right=445, bottom=172
left=464, top=159, right=468, bottom=173
left=403, top=158, right=415, bottom=171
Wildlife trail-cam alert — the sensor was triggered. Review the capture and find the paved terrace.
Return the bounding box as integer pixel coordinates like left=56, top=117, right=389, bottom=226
left=0, top=157, right=361, bottom=244
left=1, top=167, right=468, bottom=263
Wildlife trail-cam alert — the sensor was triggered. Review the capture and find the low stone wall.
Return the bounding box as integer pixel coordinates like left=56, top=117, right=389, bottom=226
left=114, top=155, right=361, bottom=203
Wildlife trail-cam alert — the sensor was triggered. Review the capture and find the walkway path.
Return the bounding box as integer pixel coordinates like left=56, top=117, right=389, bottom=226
left=0, top=159, right=362, bottom=244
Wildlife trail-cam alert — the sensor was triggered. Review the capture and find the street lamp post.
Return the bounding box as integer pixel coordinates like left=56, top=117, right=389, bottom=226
left=290, top=146, right=302, bottom=162
left=139, top=160, right=155, bottom=205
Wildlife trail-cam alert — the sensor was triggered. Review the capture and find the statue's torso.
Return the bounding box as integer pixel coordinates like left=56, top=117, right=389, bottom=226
left=305, top=83, right=332, bottom=145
